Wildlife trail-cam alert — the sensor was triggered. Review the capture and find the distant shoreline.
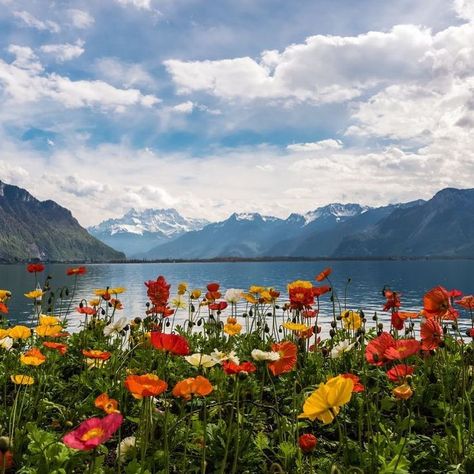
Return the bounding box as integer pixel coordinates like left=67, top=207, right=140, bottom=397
left=1, top=256, right=474, bottom=265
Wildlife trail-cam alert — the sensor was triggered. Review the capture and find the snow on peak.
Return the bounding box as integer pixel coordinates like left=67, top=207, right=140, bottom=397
left=90, top=208, right=209, bottom=237
left=303, top=203, right=370, bottom=225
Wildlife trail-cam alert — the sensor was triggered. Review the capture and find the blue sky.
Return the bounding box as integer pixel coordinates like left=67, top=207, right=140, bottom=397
left=0, top=0, right=473, bottom=225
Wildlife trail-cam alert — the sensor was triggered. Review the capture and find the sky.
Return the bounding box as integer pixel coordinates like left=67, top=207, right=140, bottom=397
left=0, top=0, right=473, bottom=226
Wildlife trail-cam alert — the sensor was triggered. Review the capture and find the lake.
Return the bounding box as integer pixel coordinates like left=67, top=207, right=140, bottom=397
left=0, top=260, right=473, bottom=331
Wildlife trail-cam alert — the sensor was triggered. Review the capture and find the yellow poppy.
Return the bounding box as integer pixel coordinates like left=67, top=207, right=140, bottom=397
left=190, top=289, right=201, bottom=299
left=20, top=348, right=46, bottom=366
left=283, top=322, right=309, bottom=332
left=36, top=325, right=62, bottom=337
left=178, top=282, right=188, bottom=295
left=0, top=290, right=11, bottom=302
left=341, top=310, right=362, bottom=330
left=11, top=374, right=35, bottom=385
left=39, top=315, right=60, bottom=326
left=109, top=287, right=126, bottom=295
left=89, top=298, right=101, bottom=307
left=0, top=328, right=9, bottom=339
left=94, top=289, right=109, bottom=297
left=249, top=286, right=265, bottom=294
left=8, top=325, right=32, bottom=340
left=298, top=375, right=354, bottom=424
left=223, top=323, right=242, bottom=336
left=393, top=384, right=413, bottom=400
left=24, top=289, right=43, bottom=299
left=243, top=293, right=258, bottom=304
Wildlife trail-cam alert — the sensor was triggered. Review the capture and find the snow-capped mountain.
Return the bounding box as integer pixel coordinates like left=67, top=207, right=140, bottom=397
left=303, top=203, right=370, bottom=225
left=89, top=208, right=209, bottom=257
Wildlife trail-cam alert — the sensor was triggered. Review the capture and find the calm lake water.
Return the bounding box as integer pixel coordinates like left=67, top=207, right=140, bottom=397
left=0, top=260, right=473, bottom=331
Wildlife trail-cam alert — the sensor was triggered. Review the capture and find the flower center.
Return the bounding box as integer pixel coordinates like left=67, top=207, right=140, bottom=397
left=81, top=427, right=105, bottom=441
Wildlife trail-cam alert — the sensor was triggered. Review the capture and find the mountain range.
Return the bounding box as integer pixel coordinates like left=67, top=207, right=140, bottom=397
left=0, top=180, right=124, bottom=262
left=88, top=208, right=208, bottom=256
left=89, top=187, right=474, bottom=259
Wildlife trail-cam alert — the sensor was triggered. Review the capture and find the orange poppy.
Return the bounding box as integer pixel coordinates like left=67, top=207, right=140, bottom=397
left=423, top=286, right=459, bottom=320
left=82, top=350, right=111, bottom=360
left=172, top=376, right=213, bottom=400
left=420, top=319, right=442, bottom=351
left=341, top=373, right=365, bottom=392
left=125, top=374, right=168, bottom=399
left=66, top=266, right=87, bottom=276
left=386, top=364, right=414, bottom=382
left=27, top=263, right=45, bottom=273
left=456, top=295, right=474, bottom=310
left=365, top=332, right=396, bottom=366
left=0, top=302, right=8, bottom=314
left=384, top=339, right=421, bottom=361
left=95, top=393, right=120, bottom=414
left=268, top=341, right=297, bottom=376
left=76, top=306, right=97, bottom=316
left=315, top=268, right=332, bottom=282
left=312, top=286, right=331, bottom=298
left=43, top=341, right=68, bottom=355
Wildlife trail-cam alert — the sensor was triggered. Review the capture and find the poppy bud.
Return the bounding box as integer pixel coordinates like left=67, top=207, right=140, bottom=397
left=443, top=326, right=448, bottom=334
left=329, top=329, right=335, bottom=338
left=0, top=436, right=11, bottom=453
left=101, top=309, right=106, bottom=316
left=146, top=302, right=150, bottom=307
left=134, top=317, right=142, bottom=324
left=197, top=319, right=203, bottom=326
left=266, top=312, right=272, bottom=317
left=321, top=347, right=328, bottom=357
left=275, top=305, right=280, bottom=309
left=65, top=289, right=69, bottom=296
left=377, top=323, right=384, bottom=330
left=299, top=433, right=317, bottom=453
left=438, top=341, right=446, bottom=348
left=48, top=297, right=52, bottom=305
left=264, top=325, right=270, bottom=333
left=242, top=313, right=248, bottom=318
left=317, top=326, right=321, bottom=334
left=190, top=304, right=195, bottom=313
left=336, top=315, right=342, bottom=321
left=188, top=321, right=194, bottom=328
left=292, top=317, right=297, bottom=323
left=166, top=320, right=170, bottom=327
left=330, top=321, right=337, bottom=328
left=249, top=309, right=253, bottom=317
left=372, top=314, right=378, bottom=321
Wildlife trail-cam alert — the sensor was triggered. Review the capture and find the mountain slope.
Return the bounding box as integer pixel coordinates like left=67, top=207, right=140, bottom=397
left=143, top=213, right=295, bottom=259
left=0, top=180, right=124, bottom=262
left=334, top=189, right=474, bottom=257
left=89, top=208, right=208, bottom=256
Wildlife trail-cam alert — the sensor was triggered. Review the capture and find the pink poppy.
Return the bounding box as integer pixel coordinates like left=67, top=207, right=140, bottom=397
left=63, top=413, right=123, bottom=451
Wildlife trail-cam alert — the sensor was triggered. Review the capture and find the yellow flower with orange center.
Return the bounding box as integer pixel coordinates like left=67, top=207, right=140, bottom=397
left=224, top=322, right=242, bottom=336
left=190, top=289, right=201, bottom=299
left=95, top=393, right=120, bottom=414
left=24, top=289, right=43, bottom=299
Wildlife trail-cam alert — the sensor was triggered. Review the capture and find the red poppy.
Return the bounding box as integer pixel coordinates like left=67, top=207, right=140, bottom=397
left=66, top=266, right=87, bottom=276
left=222, top=360, right=256, bottom=375
left=289, top=287, right=314, bottom=310
left=0, top=302, right=8, bottom=314
left=342, top=373, right=365, bottom=392
left=365, top=332, right=396, bottom=366
left=456, top=295, right=474, bottom=310
left=268, top=341, right=297, bottom=376
left=207, top=282, right=220, bottom=292
left=150, top=332, right=190, bottom=355
left=468, top=328, right=474, bottom=338
left=76, top=306, right=97, bottom=315
left=302, top=310, right=318, bottom=318
left=386, top=364, right=414, bottom=382
left=315, top=268, right=332, bottom=282
left=420, top=319, right=443, bottom=351
left=145, top=276, right=170, bottom=308
left=299, top=433, right=317, bottom=453
left=27, top=263, right=45, bottom=273
left=43, top=341, right=68, bottom=355
left=383, top=289, right=401, bottom=312
left=384, top=339, right=421, bottom=361
left=423, top=286, right=459, bottom=320
left=209, top=301, right=228, bottom=311
left=0, top=450, right=13, bottom=469
left=312, top=286, right=331, bottom=298
left=391, top=312, right=404, bottom=330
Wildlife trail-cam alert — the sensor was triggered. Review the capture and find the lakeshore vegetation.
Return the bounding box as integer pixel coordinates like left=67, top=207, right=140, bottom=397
left=0, top=265, right=473, bottom=473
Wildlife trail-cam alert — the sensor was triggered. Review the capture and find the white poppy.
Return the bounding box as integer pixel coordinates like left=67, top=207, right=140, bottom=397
left=224, top=288, right=244, bottom=303
left=184, top=353, right=218, bottom=368
left=330, top=339, right=356, bottom=359
left=104, top=317, right=128, bottom=338
left=251, top=349, right=281, bottom=361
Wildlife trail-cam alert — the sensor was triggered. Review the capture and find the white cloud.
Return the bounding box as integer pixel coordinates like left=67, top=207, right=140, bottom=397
left=95, top=57, right=155, bottom=88
left=40, top=41, right=85, bottom=62
left=67, top=9, right=95, bottom=29
left=287, top=139, right=343, bottom=152
left=165, top=25, right=434, bottom=104
left=454, top=0, right=474, bottom=20
left=116, top=0, right=152, bottom=10
left=172, top=101, right=194, bottom=113
left=12, top=10, right=60, bottom=33
left=0, top=46, right=160, bottom=111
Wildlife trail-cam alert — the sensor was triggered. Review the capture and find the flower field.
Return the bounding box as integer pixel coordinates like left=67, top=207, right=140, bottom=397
left=0, top=265, right=473, bottom=473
